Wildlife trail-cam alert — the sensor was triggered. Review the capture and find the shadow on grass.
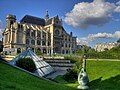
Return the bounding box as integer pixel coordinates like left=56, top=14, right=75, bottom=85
left=90, top=75, right=120, bottom=90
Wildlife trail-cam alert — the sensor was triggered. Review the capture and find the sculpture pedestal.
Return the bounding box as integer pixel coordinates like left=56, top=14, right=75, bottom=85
left=78, top=85, right=89, bottom=90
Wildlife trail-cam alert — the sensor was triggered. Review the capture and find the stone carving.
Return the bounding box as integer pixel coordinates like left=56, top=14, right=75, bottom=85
left=78, top=55, right=90, bottom=90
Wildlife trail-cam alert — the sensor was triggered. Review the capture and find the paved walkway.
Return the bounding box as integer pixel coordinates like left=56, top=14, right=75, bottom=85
left=87, top=59, right=120, bottom=61
left=46, top=67, right=68, bottom=79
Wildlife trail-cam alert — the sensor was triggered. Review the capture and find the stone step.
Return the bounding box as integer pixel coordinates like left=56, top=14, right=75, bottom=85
left=44, top=59, right=71, bottom=63
left=44, top=59, right=74, bottom=67
left=1, top=55, right=15, bottom=61
left=49, top=63, right=74, bottom=67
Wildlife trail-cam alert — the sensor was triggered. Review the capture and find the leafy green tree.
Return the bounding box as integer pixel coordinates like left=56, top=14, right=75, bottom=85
left=76, top=49, right=83, bottom=55
left=117, top=39, right=120, bottom=43
left=76, top=44, right=120, bottom=59
left=104, top=48, right=109, bottom=51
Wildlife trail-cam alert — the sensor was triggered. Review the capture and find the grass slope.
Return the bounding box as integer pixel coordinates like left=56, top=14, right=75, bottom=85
left=0, top=61, right=77, bottom=90
left=55, top=60, right=120, bottom=90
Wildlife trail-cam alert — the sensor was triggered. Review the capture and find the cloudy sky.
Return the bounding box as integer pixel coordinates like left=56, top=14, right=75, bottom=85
left=0, top=0, right=120, bottom=47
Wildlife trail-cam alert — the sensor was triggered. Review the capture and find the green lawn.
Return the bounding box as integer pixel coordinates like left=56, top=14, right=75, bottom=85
left=88, top=60, right=120, bottom=90
left=55, top=60, right=120, bottom=90
left=0, top=61, right=77, bottom=90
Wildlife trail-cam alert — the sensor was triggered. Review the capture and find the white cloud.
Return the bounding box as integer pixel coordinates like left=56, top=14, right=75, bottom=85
left=116, top=1, right=120, bottom=5
left=114, top=6, right=120, bottom=12
left=114, top=31, right=120, bottom=38
left=64, top=0, right=120, bottom=29
left=77, top=31, right=120, bottom=45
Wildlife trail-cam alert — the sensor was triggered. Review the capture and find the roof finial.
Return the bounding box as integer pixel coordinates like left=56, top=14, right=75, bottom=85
left=45, top=10, right=49, bottom=21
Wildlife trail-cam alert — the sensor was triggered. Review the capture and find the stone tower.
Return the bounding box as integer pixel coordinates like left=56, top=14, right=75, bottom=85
left=6, top=14, right=16, bottom=28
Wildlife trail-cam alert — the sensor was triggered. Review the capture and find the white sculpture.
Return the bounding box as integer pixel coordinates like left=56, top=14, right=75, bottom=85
left=78, top=55, right=90, bottom=90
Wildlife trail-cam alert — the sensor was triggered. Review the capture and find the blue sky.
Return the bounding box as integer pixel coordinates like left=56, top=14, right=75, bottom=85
left=0, top=0, right=120, bottom=47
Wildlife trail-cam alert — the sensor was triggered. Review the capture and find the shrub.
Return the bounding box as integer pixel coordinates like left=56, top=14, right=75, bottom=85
left=64, top=55, right=82, bottom=63
left=35, top=50, right=43, bottom=56
left=63, top=68, right=78, bottom=83
left=64, top=55, right=82, bottom=70
left=16, top=58, right=36, bottom=72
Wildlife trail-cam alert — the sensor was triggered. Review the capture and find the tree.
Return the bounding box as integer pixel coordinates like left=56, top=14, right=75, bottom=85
left=104, top=48, right=109, bottom=51
left=117, top=39, right=120, bottom=43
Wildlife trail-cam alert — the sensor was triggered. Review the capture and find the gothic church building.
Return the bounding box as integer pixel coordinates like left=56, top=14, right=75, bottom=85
left=3, top=11, right=76, bottom=55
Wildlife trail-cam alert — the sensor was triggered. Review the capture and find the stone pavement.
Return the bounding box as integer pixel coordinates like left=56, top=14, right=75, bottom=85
left=46, top=67, right=68, bottom=79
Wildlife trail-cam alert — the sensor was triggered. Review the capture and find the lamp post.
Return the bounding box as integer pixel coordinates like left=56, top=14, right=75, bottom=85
left=77, top=55, right=90, bottom=90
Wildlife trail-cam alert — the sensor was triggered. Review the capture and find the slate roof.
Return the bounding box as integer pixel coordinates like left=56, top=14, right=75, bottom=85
left=20, top=15, right=59, bottom=26
left=20, top=15, right=45, bottom=26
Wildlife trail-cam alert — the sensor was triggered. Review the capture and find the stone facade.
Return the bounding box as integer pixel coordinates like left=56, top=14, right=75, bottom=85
left=2, top=11, right=76, bottom=55
left=95, top=42, right=118, bottom=52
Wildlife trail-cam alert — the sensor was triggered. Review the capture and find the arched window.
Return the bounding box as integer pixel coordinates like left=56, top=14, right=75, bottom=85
left=31, top=40, right=35, bottom=45
left=62, top=44, right=64, bottom=47
left=37, top=31, right=41, bottom=37
left=48, top=41, right=50, bottom=46
left=37, top=40, right=41, bottom=45
left=66, top=43, right=67, bottom=47
left=42, top=41, right=46, bottom=46
left=55, top=47, right=58, bottom=52
left=66, top=50, right=68, bottom=54
left=31, top=30, right=35, bottom=37
left=62, top=50, right=64, bottom=54
left=69, top=44, right=71, bottom=48
left=26, top=29, right=30, bottom=36
left=42, top=32, right=46, bottom=38
left=26, top=39, right=29, bottom=44
left=43, top=48, right=47, bottom=54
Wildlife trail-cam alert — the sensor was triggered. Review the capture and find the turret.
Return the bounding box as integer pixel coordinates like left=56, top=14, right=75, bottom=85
left=6, top=14, right=16, bottom=28
left=70, top=32, right=72, bottom=36
left=45, top=10, right=49, bottom=21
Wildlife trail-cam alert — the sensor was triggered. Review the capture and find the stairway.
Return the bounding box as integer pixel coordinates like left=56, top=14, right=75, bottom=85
left=44, top=59, right=74, bottom=69
left=1, top=55, right=15, bottom=61
left=44, top=59, right=75, bottom=79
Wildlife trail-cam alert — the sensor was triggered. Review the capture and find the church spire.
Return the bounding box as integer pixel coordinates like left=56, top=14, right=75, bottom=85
left=45, top=10, right=49, bottom=21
